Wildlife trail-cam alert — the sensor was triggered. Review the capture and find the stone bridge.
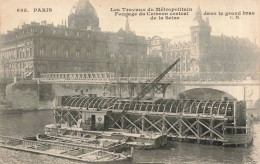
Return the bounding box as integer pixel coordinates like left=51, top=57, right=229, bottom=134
left=35, top=73, right=260, bottom=109
left=172, top=80, right=260, bottom=109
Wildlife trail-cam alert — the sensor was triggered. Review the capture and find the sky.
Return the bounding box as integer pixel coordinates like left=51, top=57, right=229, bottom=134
left=0, top=0, right=259, bottom=45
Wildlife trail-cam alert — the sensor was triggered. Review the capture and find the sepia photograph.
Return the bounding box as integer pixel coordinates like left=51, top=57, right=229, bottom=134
left=0, top=0, right=259, bottom=163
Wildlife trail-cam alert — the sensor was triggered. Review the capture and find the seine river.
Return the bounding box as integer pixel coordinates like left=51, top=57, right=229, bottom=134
left=0, top=110, right=259, bottom=164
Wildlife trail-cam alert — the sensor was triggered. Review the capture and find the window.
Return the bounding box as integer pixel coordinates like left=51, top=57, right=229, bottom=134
left=40, top=49, right=44, bottom=55
left=39, top=45, right=46, bottom=55
left=51, top=46, right=57, bottom=57
left=30, top=48, right=33, bottom=57
left=86, top=51, right=91, bottom=57
left=77, top=32, right=80, bottom=37
left=64, top=46, right=70, bottom=58
left=194, top=36, right=196, bottom=43
left=76, top=51, right=80, bottom=58
left=16, top=50, right=19, bottom=59
left=19, top=50, right=22, bottom=58
left=26, top=48, right=29, bottom=58
left=110, top=53, right=115, bottom=58
left=52, top=49, right=57, bottom=56
left=64, top=50, right=69, bottom=58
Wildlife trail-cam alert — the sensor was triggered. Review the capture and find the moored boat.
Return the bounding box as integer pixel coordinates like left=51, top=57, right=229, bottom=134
left=0, top=135, right=132, bottom=163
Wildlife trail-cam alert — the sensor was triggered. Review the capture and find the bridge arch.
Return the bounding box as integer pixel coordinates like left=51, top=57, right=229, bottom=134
left=254, top=98, right=260, bottom=109
left=178, top=88, right=238, bottom=101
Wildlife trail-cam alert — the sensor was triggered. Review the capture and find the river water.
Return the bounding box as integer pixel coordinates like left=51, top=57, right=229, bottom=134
left=0, top=110, right=259, bottom=164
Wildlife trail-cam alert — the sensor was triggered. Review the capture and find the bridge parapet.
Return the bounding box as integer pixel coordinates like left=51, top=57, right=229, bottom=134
left=113, top=76, right=173, bottom=84
left=174, top=80, right=260, bottom=86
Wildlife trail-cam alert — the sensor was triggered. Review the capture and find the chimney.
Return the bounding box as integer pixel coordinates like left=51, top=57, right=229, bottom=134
left=41, top=20, right=47, bottom=26
left=125, top=16, right=130, bottom=33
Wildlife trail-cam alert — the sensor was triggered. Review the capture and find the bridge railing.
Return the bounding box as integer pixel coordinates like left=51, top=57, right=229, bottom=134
left=114, top=76, right=173, bottom=83
left=36, top=72, right=116, bottom=84
left=173, top=80, right=260, bottom=85
left=35, top=72, right=259, bottom=85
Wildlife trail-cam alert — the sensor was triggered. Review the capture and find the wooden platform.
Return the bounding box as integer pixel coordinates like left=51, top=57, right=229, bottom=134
left=45, top=125, right=167, bottom=149
left=0, top=135, right=132, bottom=163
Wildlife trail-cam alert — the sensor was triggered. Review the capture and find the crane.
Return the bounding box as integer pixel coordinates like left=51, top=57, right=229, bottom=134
left=109, top=58, right=180, bottom=128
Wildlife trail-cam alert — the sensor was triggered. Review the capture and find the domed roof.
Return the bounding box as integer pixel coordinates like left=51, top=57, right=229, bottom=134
left=68, top=0, right=99, bottom=30
left=70, top=0, right=97, bottom=17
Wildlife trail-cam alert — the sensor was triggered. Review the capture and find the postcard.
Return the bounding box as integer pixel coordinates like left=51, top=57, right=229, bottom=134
left=0, top=0, right=259, bottom=163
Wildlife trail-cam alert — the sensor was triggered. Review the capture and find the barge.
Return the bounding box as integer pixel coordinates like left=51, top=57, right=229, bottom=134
left=0, top=135, right=132, bottom=163
left=44, top=124, right=167, bottom=150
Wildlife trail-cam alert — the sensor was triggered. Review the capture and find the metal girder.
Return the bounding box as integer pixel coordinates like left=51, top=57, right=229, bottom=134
left=201, top=121, right=223, bottom=137
left=182, top=119, right=198, bottom=134
left=163, top=117, right=181, bottom=136
left=197, top=120, right=224, bottom=140
left=143, top=116, right=162, bottom=133
left=107, top=114, right=122, bottom=129
left=180, top=119, right=200, bottom=138
left=59, top=96, right=236, bottom=119
left=122, top=115, right=142, bottom=132
left=125, top=117, right=142, bottom=129
left=146, top=118, right=163, bottom=131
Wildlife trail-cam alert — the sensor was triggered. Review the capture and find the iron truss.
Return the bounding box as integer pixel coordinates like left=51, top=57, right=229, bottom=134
left=60, top=96, right=235, bottom=117
left=55, top=96, right=250, bottom=144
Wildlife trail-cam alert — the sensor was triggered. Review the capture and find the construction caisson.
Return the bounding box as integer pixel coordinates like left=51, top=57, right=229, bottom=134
left=51, top=95, right=253, bottom=146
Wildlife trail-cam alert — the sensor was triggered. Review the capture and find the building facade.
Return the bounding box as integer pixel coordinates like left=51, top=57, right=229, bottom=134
left=147, top=5, right=260, bottom=80
left=0, top=0, right=148, bottom=82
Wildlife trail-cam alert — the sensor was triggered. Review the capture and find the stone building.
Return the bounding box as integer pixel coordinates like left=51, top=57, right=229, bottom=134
left=147, top=5, right=260, bottom=80
left=0, top=0, right=148, bottom=82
